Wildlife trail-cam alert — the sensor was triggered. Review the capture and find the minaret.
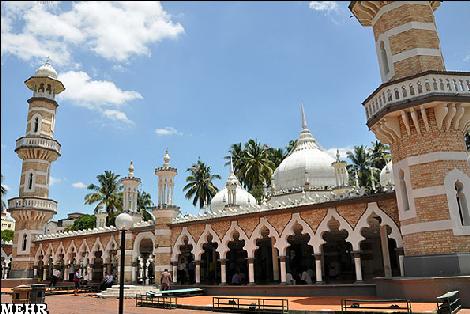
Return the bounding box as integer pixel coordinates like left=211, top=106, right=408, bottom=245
left=351, top=1, right=470, bottom=276
left=8, top=60, right=65, bottom=278
left=226, top=157, right=239, bottom=207
left=120, top=161, right=141, bottom=224
left=331, top=149, right=348, bottom=187
left=153, top=150, right=179, bottom=285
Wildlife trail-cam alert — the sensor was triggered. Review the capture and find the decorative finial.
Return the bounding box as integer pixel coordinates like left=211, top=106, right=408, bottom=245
left=301, top=103, right=308, bottom=130
left=336, top=149, right=340, bottom=162
left=128, top=161, right=134, bottom=178
left=163, top=149, right=170, bottom=166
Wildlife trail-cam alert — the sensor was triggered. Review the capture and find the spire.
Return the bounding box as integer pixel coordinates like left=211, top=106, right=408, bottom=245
left=301, top=103, right=308, bottom=130
left=163, top=149, right=170, bottom=167
left=336, top=149, right=340, bottom=162
left=128, top=160, right=134, bottom=178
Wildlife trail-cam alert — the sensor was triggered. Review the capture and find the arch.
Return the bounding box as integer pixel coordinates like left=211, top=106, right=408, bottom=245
left=444, top=169, right=470, bottom=235
left=277, top=213, right=316, bottom=256
left=30, top=113, right=43, bottom=135
left=53, top=242, right=65, bottom=264
left=354, top=202, right=403, bottom=248
left=132, top=232, right=156, bottom=260
left=65, top=240, right=77, bottom=265
left=219, top=221, right=250, bottom=259
left=313, top=208, right=356, bottom=251
left=103, top=236, right=118, bottom=263
left=90, top=238, right=104, bottom=263
left=171, top=227, right=197, bottom=262
left=43, top=243, right=54, bottom=265
left=34, top=243, right=45, bottom=265
left=77, top=240, right=90, bottom=264
left=249, top=217, right=279, bottom=259
left=195, top=224, right=221, bottom=260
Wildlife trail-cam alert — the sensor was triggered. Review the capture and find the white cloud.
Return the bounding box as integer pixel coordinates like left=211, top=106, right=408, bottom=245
left=1, top=1, right=184, bottom=65
left=326, top=147, right=353, bottom=161
left=309, top=1, right=338, bottom=12
left=72, top=182, right=87, bottom=189
left=49, top=176, right=62, bottom=186
left=155, top=127, right=182, bottom=136
left=103, top=109, right=134, bottom=125
left=2, top=184, right=10, bottom=191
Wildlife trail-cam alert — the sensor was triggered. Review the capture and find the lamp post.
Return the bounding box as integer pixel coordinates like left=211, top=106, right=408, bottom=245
left=115, top=212, right=133, bottom=314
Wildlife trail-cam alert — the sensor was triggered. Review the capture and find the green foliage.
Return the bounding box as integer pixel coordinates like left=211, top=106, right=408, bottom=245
left=184, top=159, right=221, bottom=209
left=137, top=190, right=154, bottom=221
left=1, top=229, right=14, bottom=242
left=1, top=174, right=7, bottom=211
left=68, top=215, right=96, bottom=231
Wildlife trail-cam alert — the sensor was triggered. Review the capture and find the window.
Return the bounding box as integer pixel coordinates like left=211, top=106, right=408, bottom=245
left=380, top=41, right=390, bottom=76
left=34, top=117, right=39, bottom=133
left=28, top=173, right=34, bottom=190
left=455, top=181, right=470, bottom=226
left=22, top=234, right=28, bottom=251
left=399, top=170, right=409, bottom=211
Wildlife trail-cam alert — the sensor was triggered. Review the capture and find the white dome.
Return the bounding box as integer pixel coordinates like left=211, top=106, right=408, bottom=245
left=272, top=105, right=336, bottom=192
left=210, top=186, right=257, bottom=212
left=380, top=161, right=394, bottom=187
left=35, top=61, right=58, bottom=79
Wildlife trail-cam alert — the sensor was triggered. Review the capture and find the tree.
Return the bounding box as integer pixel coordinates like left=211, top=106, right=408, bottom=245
left=1, top=229, right=14, bottom=242
left=285, top=139, right=298, bottom=156
left=137, top=190, right=154, bottom=221
left=1, top=175, right=7, bottom=211
left=84, top=171, right=123, bottom=222
left=267, top=147, right=284, bottom=169
left=67, top=215, right=96, bottom=231
left=224, top=143, right=245, bottom=184
left=184, top=159, right=221, bottom=209
left=347, top=145, right=371, bottom=188
left=369, top=140, right=390, bottom=170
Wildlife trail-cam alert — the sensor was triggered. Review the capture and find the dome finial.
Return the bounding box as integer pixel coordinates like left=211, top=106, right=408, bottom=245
left=163, top=149, right=170, bottom=166
left=301, top=103, right=308, bottom=130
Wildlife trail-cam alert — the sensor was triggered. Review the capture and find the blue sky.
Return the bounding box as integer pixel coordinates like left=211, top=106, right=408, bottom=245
left=1, top=1, right=469, bottom=220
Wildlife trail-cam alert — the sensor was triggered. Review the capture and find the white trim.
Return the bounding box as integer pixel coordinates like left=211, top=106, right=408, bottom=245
left=29, top=107, right=56, bottom=114
left=395, top=152, right=468, bottom=168
left=392, top=48, right=442, bottom=63
left=13, top=257, right=34, bottom=262
left=155, top=265, right=172, bottom=271
left=412, top=185, right=446, bottom=198
left=155, top=229, right=171, bottom=236
left=383, top=22, right=436, bottom=39
left=23, top=159, right=50, bottom=164
left=132, top=231, right=156, bottom=259
left=154, top=210, right=177, bottom=218
left=400, top=220, right=452, bottom=235
left=372, top=1, right=431, bottom=26
left=155, top=246, right=171, bottom=254
left=394, top=165, right=417, bottom=221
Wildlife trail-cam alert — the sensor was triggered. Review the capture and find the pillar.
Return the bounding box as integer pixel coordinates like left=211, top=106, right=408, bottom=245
left=33, top=267, right=37, bottom=278
left=271, top=237, right=279, bottom=281
left=396, top=247, right=405, bottom=277
left=131, top=261, right=137, bottom=284
left=172, top=263, right=178, bottom=283
left=380, top=225, right=392, bottom=278
left=248, top=258, right=255, bottom=285
left=195, top=260, right=201, bottom=284
left=220, top=259, right=226, bottom=285
left=64, top=265, right=69, bottom=280
left=314, top=254, right=323, bottom=283
left=353, top=251, right=363, bottom=282
left=87, top=265, right=92, bottom=281
left=279, top=256, right=286, bottom=284
left=43, top=268, right=47, bottom=281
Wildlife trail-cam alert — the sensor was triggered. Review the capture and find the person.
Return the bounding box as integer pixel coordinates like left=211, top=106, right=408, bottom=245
left=161, top=269, right=172, bottom=291
left=49, top=268, right=60, bottom=288
left=286, top=272, right=296, bottom=285
left=73, top=270, right=81, bottom=296
left=231, top=271, right=241, bottom=285
left=301, top=269, right=313, bottom=284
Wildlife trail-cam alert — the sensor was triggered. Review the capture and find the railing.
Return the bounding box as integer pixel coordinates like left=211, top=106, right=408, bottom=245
left=16, top=136, right=61, bottom=154
left=8, top=197, right=58, bottom=212
left=213, top=297, right=289, bottom=313
left=364, top=72, right=470, bottom=122
left=33, top=91, right=55, bottom=100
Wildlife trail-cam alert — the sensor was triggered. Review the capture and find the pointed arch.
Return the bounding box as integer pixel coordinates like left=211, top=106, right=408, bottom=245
left=195, top=224, right=221, bottom=260
left=445, top=168, right=470, bottom=235
left=90, top=238, right=104, bottom=263
left=171, top=227, right=197, bottom=262
left=132, top=231, right=156, bottom=260
left=34, top=243, right=45, bottom=265
left=44, top=243, right=54, bottom=265
left=313, top=208, right=356, bottom=251
left=277, top=213, right=316, bottom=256
left=53, top=242, right=65, bottom=263
left=249, top=217, right=280, bottom=258
left=77, top=240, right=90, bottom=263
left=354, top=202, right=403, bottom=247
left=103, top=235, right=118, bottom=263
left=65, top=240, right=77, bottom=265
left=219, top=221, right=250, bottom=259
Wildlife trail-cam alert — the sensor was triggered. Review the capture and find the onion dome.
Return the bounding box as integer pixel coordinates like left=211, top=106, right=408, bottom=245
left=35, top=59, right=58, bottom=79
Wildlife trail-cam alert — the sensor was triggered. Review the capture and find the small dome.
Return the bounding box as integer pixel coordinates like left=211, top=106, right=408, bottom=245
left=163, top=150, right=171, bottom=166
left=380, top=161, right=394, bottom=187
left=210, top=186, right=257, bottom=212
left=35, top=61, right=58, bottom=79
left=128, top=161, right=135, bottom=177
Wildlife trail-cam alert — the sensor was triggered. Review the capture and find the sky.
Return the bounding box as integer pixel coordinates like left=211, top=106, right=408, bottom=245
left=1, top=1, right=469, bottom=220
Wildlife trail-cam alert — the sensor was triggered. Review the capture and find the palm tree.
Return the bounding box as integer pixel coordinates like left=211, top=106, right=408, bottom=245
left=346, top=145, right=370, bottom=188
left=369, top=140, right=390, bottom=170
left=137, top=190, right=154, bottom=221
left=224, top=143, right=245, bottom=184
left=84, top=171, right=123, bottom=219
left=1, top=175, right=7, bottom=211
left=267, top=147, right=284, bottom=169
left=285, top=139, right=298, bottom=156
left=242, top=139, right=275, bottom=201
left=184, top=159, right=221, bottom=209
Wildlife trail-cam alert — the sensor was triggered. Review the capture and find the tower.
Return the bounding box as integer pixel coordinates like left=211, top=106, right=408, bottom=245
left=331, top=149, right=348, bottom=188
left=120, top=161, right=141, bottom=225
left=8, top=61, right=65, bottom=278
left=225, top=158, right=239, bottom=207
left=351, top=1, right=470, bottom=276
left=153, top=150, right=179, bottom=283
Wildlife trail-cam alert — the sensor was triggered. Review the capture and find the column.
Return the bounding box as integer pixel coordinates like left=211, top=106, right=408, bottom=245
left=248, top=258, right=255, bottom=285
left=195, top=260, right=201, bottom=284
left=396, top=247, right=405, bottom=277
left=314, top=254, right=323, bottom=283
left=64, top=265, right=69, bottom=280
left=43, top=268, right=47, bottom=281
left=172, top=263, right=178, bottom=283
left=220, top=259, right=226, bottom=285
left=102, top=263, right=107, bottom=279
left=380, top=225, right=392, bottom=278
left=353, top=251, right=363, bottom=282
left=33, top=267, right=37, bottom=278
left=279, top=256, right=286, bottom=284
left=271, top=237, right=279, bottom=281
left=87, top=265, right=93, bottom=281
left=131, top=261, right=137, bottom=284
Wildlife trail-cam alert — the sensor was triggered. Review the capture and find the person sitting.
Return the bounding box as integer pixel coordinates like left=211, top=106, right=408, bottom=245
left=286, top=272, right=296, bottom=285
left=301, top=269, right=313, bottom=284
left=231, top=271, right=241, bottom=285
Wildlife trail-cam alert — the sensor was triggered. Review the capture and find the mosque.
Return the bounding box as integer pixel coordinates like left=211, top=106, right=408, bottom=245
left=2, top=0, right=470, bottom=302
